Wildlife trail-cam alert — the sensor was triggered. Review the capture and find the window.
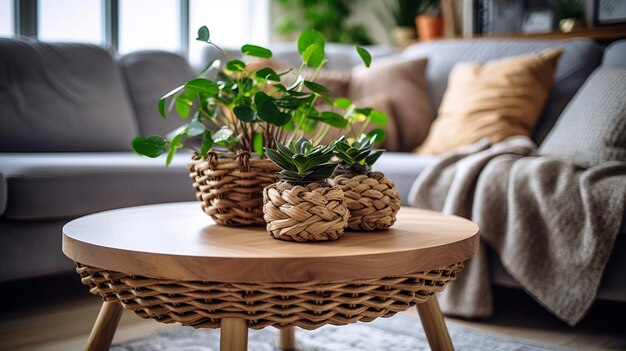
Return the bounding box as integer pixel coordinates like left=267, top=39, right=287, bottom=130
left=38, top=0, right=103, bottom=43
left=118, top=0, right=181, bottom=54
left=188, top=0, right=269, bottom=67
left=0, top=0, right=13, bottom=37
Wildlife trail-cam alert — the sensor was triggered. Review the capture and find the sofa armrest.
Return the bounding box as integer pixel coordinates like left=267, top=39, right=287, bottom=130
left=0, top=170, right=6, bottom=217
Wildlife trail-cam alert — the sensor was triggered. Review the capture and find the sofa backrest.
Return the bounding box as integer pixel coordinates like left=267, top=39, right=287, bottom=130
left=120, top=50, right=195, bottom=137
left=401, top=39, right=604, bottom=144
left=0, top=38, right=139, bottom=152
left=603, top=41, right=626, bottom=68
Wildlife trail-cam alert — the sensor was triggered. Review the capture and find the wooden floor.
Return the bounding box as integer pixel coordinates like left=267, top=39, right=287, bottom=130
left=1, top=273, right=624, bottom=350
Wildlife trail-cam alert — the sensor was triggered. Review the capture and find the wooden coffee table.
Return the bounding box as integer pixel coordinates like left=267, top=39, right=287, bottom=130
left=62, top=202, right=478, bottom=351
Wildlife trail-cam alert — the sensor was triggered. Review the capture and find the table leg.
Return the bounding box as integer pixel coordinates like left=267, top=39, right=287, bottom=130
left=85, top=301, right=124, bottom=351
left=220, top=318, right=248, bottom=351
left=279, top=326, right=296, bottom=350
left=416, top=295, right=454, bottom=351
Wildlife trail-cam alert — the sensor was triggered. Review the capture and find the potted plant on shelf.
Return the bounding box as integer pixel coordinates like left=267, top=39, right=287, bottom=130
left=415, top=0, right=443, bottom=41
left=329, top=134, right=401, bottom=231
left=554, top=0, right=585, bottom=32
left=389, top=0, right=419, bottom=47
left=131, top=26, right=381, bottom=226
left=263, top=137, right=349, bottom=242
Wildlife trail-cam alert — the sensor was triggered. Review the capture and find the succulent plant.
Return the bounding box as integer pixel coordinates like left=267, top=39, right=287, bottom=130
left=264, top=137, right=338, bottom=184
left=333, top=134, right=384, bottom=174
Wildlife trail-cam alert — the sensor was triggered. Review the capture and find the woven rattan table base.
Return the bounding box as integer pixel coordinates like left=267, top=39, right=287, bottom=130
left=77, top=262, right=463, bottom=330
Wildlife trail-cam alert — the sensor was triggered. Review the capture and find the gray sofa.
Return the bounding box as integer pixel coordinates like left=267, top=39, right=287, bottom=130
left=0, top=37, right=624, bottom=309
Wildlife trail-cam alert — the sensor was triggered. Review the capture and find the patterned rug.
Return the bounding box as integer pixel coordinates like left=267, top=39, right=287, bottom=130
left=112, top=313, right=570, bottom=351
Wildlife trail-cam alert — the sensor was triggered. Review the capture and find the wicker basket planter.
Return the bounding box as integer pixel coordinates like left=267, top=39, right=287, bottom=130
left=263, top=181, right=350, bottom=242
left=329, top=171, right=401, bottom=231
left=188, top=151, right=280, bottom=226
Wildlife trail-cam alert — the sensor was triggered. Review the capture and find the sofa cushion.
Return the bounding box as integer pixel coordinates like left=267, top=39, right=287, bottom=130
left=374, top=152, right=436, bottom=205
left=539, top=67, right=626, bottom=167
left=120, top=51, right=195, bottom=137
left=417, top=49, right=562, bottom=155
left=0, top=153, right=196, bottom=220
left=349, top=57, right=432, bottom=151
left=603, top=40, right=626, bottom=68
left=402, top=39, right=603, bottom=145
left=0, top=38, right=139, bottom=152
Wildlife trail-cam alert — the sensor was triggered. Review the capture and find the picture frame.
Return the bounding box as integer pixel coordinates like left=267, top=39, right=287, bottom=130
left=593, top=0, right=626, bottom=25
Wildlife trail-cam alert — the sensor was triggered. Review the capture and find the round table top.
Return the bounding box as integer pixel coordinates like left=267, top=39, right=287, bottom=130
left=62, top=202, right=479, bottom=282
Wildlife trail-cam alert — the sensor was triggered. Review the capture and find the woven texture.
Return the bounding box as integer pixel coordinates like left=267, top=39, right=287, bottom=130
left=329, top=172, right=401, bottom=231
left=188, top=152, right=280, bottom=226
left=263, top=181, right=349, bottom=242
left=77, top=262, right=463, bottom=330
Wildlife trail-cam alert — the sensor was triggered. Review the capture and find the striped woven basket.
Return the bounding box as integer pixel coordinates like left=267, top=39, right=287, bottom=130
left=188, top=151, right=280, bottom=226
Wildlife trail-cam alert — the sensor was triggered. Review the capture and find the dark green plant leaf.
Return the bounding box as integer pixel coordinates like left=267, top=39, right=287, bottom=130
left=286, top=74, right=304, bottom=91
left=355, top=46, right=372, bottom=68
left=297, top=29, right=325, bottom=54
left=257, top=97, right=290, bottom=126
left=365, top=149, right=384, bottom=166
left=308, top=111, right=347, bottom=128
left=309, top=163, right=337, bottom=180
left=233, top=105, right=255, bottom=122
left=264, top=148, right=296, bottom=171
left=302, top=44, right=324, bottom=68
left=196, top=26, right=210, bottom=41
left=226, top=60, right=246, bottom=72
left=303, top=80, right=330, bottom=94
left=131, top=135, right=167, bottom=158
left=253, top=132, right=264, bottom=156
left=157, top=98, right=167, bottom=118
left=255, top=67, right=280, bottom=81
left=201, top=131, right=213, bottom=156
left=241, top=44, right=272, bottom=58
left=158, top=85, right=185, bottom=118
left=367, top=128, right=386, bottom=143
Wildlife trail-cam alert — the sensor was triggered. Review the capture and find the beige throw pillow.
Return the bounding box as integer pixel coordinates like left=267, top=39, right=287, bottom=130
left=416, top=49, right=562, bottom=155
left=349, top=57, right=432, bottom=152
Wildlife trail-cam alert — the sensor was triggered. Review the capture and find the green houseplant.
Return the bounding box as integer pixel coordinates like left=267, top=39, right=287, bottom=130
left=329, top=134, right=401, bottom=230
left=131, top=26, right=383, bottom=226
left=263, top=137, right=349, bottom=241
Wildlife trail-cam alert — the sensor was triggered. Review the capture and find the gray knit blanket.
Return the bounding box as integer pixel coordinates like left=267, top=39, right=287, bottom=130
left=408, top=136, right=626, bottom=326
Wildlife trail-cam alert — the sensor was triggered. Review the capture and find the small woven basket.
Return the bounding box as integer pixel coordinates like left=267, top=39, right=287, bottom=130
left=188, top=151, right=280, bottom=226
left=329, top=171, right=401, bottom=231
left=263, top=181, right=349, bottom=242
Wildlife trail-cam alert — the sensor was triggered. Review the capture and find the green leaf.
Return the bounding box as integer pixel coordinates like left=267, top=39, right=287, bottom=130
left=253, top=132, right=264, bottom=157
left=241, top=44, right=272, bottom=58
left=212, top=128, right=234, bottom=143
left=166, top=134, right=183, bottom=166
left=334, top=97, right=352, bottom=110
left=256, top=93, right=290, bottom=126
left=302, top=44, right=324, bottom=68
left=365, top=149, right=384, bottom=166
left=201, top=131, right=213, bottom=155
left=196, top=26, right=210, bottom=42
left=157, top=98, right=167, bottom=118
left=297, top=29, right=325, bottom=54
left=185, top=119, right=205, bottom=136
left=355, top=46, right=372, bottom=68
left=226, top=60, right=246, bottom=72
left=309, top=111, right=348, bottom=128
left=175, top=99, right=191, bottom=118
left=265, top=148, right=296, bottom=171
left=369, top=110, right=388, bottom=125
left=131, top=135, right=167, bottom=158
left=185, top=79, right=219, bottom=95
left=233, top=105, right=255, bottom=122
left=255, top=67, right=280, bottom=81
left=367, top=128, right=386, bottom=143
left=303, top=80, right=330, bottom=94
left=309, top=163, right=337, bottom=180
